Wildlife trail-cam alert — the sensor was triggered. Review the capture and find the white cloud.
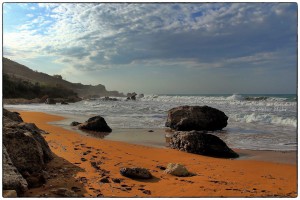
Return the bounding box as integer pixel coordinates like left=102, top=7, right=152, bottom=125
left=3, top=3, right=297, bottom=73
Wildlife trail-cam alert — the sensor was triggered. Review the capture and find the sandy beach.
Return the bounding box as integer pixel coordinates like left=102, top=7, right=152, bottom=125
left=17, top=110, right=297, bottom=197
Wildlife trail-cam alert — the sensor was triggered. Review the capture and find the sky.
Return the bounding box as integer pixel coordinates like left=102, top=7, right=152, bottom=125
left=3, top=3, right=297, bottom=94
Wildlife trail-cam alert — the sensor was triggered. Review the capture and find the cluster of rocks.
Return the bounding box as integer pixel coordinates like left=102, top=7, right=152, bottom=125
left=165, top=105, right=239, bottom=158
left=102, top=96, right=118, bottom=101
left=119, top=163, right=194, bottom=180
left=41, top=95, right=81, bottom=105
left=3, top=109, right=54, bottom=197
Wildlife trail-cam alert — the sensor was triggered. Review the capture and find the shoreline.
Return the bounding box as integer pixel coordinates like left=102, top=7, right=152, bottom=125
left=9, top=109, right=297, bottom=165
left=9, top=110, right=297, bottom=197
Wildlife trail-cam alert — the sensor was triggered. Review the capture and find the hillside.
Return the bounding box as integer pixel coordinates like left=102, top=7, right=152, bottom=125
left=3, top=58, right=124, bottom=97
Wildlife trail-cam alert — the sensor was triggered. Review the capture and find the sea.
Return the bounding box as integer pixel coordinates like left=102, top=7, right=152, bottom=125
left=4, top=94, right=297, bottom=151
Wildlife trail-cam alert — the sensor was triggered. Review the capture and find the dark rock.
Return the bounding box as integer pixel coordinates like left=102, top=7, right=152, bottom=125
left=156, top=165, right=166, bottom=170
left=3, top=109, right=23, bottom=122
left=3, top=146, right=28, bottom=195
left=112, top=178, right=121, bottom=183
left=90, top=162, right=101, bottom=170
left=102, top=96, right=118, bottom=101
left=61, top=101, right=69, bottom=105
left=45, top=98, right=56, bottom=104
left=169, top=131, right=239, bottom=158
left=70, top=121, right=81, bottom=126
left=39, top=95, right=49, bottom=103
left=120, top=167, right=152, bottom=179
left=127, top=92, right=137, bottom=100
left=79, top=116, right=112, bottom=133
left=143, top=190, right=151, bottom=195
left=81, top=158, right=87, bottom=162
left=3, top=127, right=53, bottom=173
left=148, top=130, right=154, bottom=132
left=26, top=173, right=46, bottom=188
left=99, top=178, right=110, bottom=183
left=165, top=105, right=228, bottom=131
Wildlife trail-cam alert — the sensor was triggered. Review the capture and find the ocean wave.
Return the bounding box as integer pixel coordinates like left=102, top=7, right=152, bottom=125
left=231, top=113, right=297, bottom=127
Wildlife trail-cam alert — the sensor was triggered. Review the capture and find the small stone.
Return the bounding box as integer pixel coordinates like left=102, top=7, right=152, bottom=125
left=143, top=190, right=151, bottom=195
left=148, top=130, right=154, bottom=132
left=120, top=167, right=152, bottom=179
left=100, top=178, right=110, bottom=183
left=164, top=163, right=191, bottom=177
left=112, top=178, right=121, bottom=183
left=81, top=158, right=87, bottom=162
left=156, top=165, right=166, bottom=170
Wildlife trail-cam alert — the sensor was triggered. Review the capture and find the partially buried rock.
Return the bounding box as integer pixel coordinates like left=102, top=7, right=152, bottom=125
left=165, top=105, right=228, bottom=131
left=79, top=116, right=112, bottom=132
left=50, top=188, right=78, bottom=197
left=169, top=131, right=239, bottom=158
left=164, top=163, right=191, bottom=177
left=120, top=167, right=152, bottom=179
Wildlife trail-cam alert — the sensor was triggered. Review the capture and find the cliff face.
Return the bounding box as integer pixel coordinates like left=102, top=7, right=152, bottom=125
left=3, top=58, right=125, bottom=97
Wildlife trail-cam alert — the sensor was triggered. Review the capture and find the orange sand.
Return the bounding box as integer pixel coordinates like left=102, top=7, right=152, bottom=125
left=18, top=111, right=297, bottom=197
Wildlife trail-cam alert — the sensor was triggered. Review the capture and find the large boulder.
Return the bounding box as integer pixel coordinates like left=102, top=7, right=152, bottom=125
left=169, top=131, right=239, bottom=158
left=3, top=110, right=54, bottom=173
left=79, top=116, right=112, bottom=132
left=3, top=146, right=28, bottom=195
left=165, top=106, right=228, bottom=131
left=120, top=167, right=152, bottom=179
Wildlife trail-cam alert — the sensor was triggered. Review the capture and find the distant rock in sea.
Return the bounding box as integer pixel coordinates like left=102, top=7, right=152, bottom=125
left=165, top=105, right=228, bottom=131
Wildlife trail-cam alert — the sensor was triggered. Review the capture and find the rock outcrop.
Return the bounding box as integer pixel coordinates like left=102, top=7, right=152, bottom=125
left=3, top=109, right=54, bottom=196
left=120, top=167, right=152, bottom=179
left=79, top=116, right=112, bottom=133
left=3, top=146, right=28, bottom=194
left=3, top=109, right=23, bottom=122
left=169, top=131, right=239, bottom=158
left=165, top=105, right=228, bottom=131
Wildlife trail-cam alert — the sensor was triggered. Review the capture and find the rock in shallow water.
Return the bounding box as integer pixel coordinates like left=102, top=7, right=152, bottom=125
left=169, top=131, right=239, bottom=158
left=79, top=116, right=112, bottom=132
left=120, top=167, right=152, bottom=179
left=165, top=105, right=228, bottom=131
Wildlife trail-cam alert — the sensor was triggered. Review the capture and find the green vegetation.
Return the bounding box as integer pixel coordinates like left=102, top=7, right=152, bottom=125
left=3, top=73, right=78, bottom=99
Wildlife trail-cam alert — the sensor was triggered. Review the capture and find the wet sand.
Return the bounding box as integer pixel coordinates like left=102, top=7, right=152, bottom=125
left=17, top=111, right=297, bottom=197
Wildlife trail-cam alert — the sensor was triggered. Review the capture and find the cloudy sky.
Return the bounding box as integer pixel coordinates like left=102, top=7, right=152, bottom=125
left=3, top=3, right=297, bottom=94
